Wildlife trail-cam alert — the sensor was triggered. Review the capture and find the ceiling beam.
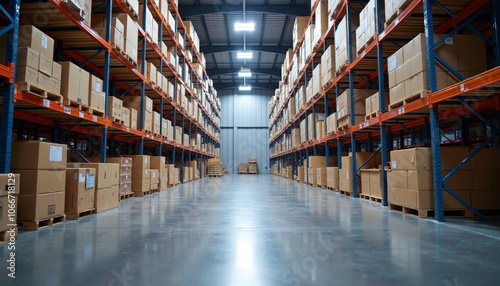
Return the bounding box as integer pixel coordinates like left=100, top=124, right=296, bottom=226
left=201, top=45, right=289, bottom=55
left=214, top=83, right=278, bottom=90
left=206, top=68, right=281, bottom=77
left=179, top=5, right=310, bottom=17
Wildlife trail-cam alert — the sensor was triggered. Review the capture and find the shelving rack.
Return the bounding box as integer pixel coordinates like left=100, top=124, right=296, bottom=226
left=0, top=0, right=221, bottom=182
left=269, top=0, right=500, bottom=221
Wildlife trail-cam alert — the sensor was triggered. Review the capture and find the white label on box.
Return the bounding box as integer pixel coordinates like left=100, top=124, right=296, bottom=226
left=86, top=174, right=95, bottom=189
left=93, top=115, right=97, bottom=122
left=79, top=174, right=86, bottom=183
left=144, top=158, right=148, bottom=164
left=445, top=38, right=453, bottom=45
left=102, top=92, right=106, bottom=98
left=49, top=146, right=63, bottom=162
left=388, top=55, right=397, bottom=72
left=95, top=81, right=101, bottom=92
left=391, top=161, right=397, bottom=169
left=41, top=35, right=48, bottom=49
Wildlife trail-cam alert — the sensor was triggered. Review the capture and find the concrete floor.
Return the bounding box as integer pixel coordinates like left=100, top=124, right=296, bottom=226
left=2, top=174, right=500, bottom=286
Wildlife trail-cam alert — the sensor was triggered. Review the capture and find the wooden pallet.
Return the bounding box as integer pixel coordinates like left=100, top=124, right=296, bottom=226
left=18, top=214, right=66, bottom=231
left=322, top=78, right=334, bottom=90
left=207, top=174, right=223, bottom=177
left=238, top=171, right=248, bottom=174
left=365, top=111, right=379, bottom=120
left=0, top=227, right=18, bottom=244
left=357, top=34, right=377, bottom=56
left=123, top=53, right=138, bottom=68
left=389, top=203, right=468, bottom=218
left=327, top=186, right=337, bottom=192
left=248, top=172, right=258, bottom=174
left=314, top=185, right=327, bottom=189
left=110, top=116, right=125, bottom=125
left=66, top=208, right=96, bottom=220
left=337, top=123, right=350, bottom=132
left=388, top=91, right=428, bottom=111
left=63, top=98, right=92, bottom=113
left=120, top=192, right=134, bottom=200
left=339, top=190, right=352, bottom=196
left=329, top=2, right=343, bottom=21
left=133, top=190, right=152, bottom=197
left=335, top=60, right=349, bottom=75
left=90, top=108, right=105, bottom=117
left=112, top=43, right=126, bottom=56
left=17, top=82, right=63, bottom=103
left=384, top=0, right=413, bottom=28
left=360, top=194, right=382, bottom=203
left=120, top=0, right=139, bottom=20
left=150, top=188, right=160, bottom=194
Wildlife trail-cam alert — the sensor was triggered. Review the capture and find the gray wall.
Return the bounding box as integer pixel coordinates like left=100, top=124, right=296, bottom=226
left=220, top=90, right=272, bottom=174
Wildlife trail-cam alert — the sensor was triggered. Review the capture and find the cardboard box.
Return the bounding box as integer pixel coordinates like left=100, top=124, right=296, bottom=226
left=60, top=61, right=90, bottom=105
left=470, top=148, right=500, bottom=170
left=65, top=168, right=96, bottom=213
left=11, top=141, right=67, bottom=170
left=407, top=170, right=433, bottom=191
left=387, top=170, right=408, bottom=189
left=440, top=147, right=470, bottom=171
left=38, top=54, right=52, bottom=76
left=130, top=155, right=150, bottom=169
left=132, top=168, right=150, bottom=181
left=14, top=170, right=65, bottom=195
left=117, top=14, right=139, bottom=63
left=37, top=72, right=51, bottom=91
left=95, top=186, right=119, bottom=213
left=132, top=179, right=150, bottom=194
left=18, top=25, right=54, bottom=60
left=130, top=108, right=138, bottom=129
left=341, top=152, right=380, bottom=170
left=16, top=66, right=38, bottom=85
left=0, top=196, right=17, bottom=231
left=49, top=77, right=61, bottom=94
left=17, top=47, right=39, bottom=70
left=388, top=186, right=406, bottom=206
left=150, top=169, right=159, bottom=185
left=89, top=91, right=105, bottom=114
left=471, top=190, right=500, bottom=210
left=68, top=163, right=119, bottom=189
left=17, top=191, right=65, bottom=221
left=390, top=148, right=432, bottom=170
left=122, top=107, right=131, bottom=127
left=151, top=156, right=166, bottom=169
left=472, top=170, right=492, bottom=190
left=0, top=174, right=20, bottom=197
left=89, top=75, right=103, bottom=94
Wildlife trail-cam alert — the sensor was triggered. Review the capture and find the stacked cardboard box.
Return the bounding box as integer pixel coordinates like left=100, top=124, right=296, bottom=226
left=293, top=17, right=309, bottom=50
left=385, top=0, right=411, bottom=24
left=12, top=141, right=67, bottom=223
left=360, top=169, right=383, bottom=199
left=130, top=155, right=151, bottom=196
left=336, top=89, right=377, bottom=128
left=151, top=156, right=168, bottom=191
left=166, top=164, right=179, bottom=186
left=107, top=157, right=132, bottom=197
left=68, top=163, right=119, bottom=213
left=93, top=15, right=125, bottom=54
left=61, top=0, right=92, bottom=26
left=15, top=25, right=62, bottom=96
left=298, top=166, right=305, bottom=182
left=122, top=96, right=154, bottom=132
left=305, top=156, right=336, bottom=184
left=248, top=158, right=258, bottom=174
left=292, top=128, right=301, bottom=148
left=321, top=45, right=336, bottom=88
left=355, top=0, right=376, bottom=54
left=59, top=61, right=90, bottom=107
left=313, top=0, right=330, bottom=48
left=88, top=75, right=105, bottom=115
left=108, top=96, right=123, bottom=123
left=334, top=15, right=359, bottom=74
left=327, top=167, right=338, bottom=191
left=326, top=112, right=337, bottom=134
left=117, top=13, right=139, bottom=65
left=328, top=0, right=343, bottom=19
left=365, top=91, right=388, bottom=118
left=150, top=169, right=159, bottom=190
left=470, top=148, right=500, bottom=210
left=65, top=168, right=96, bottom=217
left=388, top=33, right=487, bottom=107
left=340, top=152, right=381, bottom=195
left=316, top=167, right=327, bottom=187
left=0, top=174, right=20, bottom=234
left=238, top=163, right=248, bottom=174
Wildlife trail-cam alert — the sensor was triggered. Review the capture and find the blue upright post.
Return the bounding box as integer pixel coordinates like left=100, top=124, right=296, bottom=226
left=376, top=0, right=388, bottom=206
left=0, top=0, right=19, bottom=173
left=424, top=0, right=444, bottom=222
left=100, top=0, right=113, bottom=163
left=492, top=0, right=500, bottom=66
left=347, top=3, right=358, bottom=198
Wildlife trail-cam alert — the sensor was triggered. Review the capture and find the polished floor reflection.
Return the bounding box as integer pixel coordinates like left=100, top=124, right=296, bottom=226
left=1, top=174, right=500, bottom=286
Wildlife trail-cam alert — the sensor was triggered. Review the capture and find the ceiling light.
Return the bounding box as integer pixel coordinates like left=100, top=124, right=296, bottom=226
left=234, top=22, right=255, bottom=31
left=238, top=68, right=252, bottom=78
left=237, top=52, right=253, bottom=59
left=239, top=85, right=252, bottom=91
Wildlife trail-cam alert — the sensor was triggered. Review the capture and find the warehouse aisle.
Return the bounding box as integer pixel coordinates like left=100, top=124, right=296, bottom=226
left=2, top=174, right=500, bottom=286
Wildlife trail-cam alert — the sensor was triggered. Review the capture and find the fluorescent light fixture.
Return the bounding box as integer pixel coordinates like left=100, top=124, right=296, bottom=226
left=239, top=85, right=252, bottom=91
left=234, top=22, right=255, bottom=31
left=237, top=52, right=253, bottom=59
left=238, top=68, right=252, bottom=77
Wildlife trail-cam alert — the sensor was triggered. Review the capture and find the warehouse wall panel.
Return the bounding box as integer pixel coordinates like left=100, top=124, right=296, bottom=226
left=219, top=90, right=272, bottom=173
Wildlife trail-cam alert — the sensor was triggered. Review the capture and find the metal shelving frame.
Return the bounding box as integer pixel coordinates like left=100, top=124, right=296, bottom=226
left=0, top=0, right=221, bottom=179
left=269, top=0, right=500, bottom=221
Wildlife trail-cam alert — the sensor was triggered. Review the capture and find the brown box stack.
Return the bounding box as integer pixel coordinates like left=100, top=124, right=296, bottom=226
left=107, top=157, right=133, bottom=197
left=117, top=13, right=139, bottom=65
left=248, top=158, right=258, bottom=174
left=388, top=33, right=487, bottom=107
left=0, top=174, right=20, bottom=233
left=122, top=96, right=154, bottom=133
left=60, top=61, right=90, bottom=106
left=130, top=155, right=151, bottom=196
left=321, top=45, right=336, bottom=88
left=108, top=96, right=123, bottom=123
left=313, top=1, right=330, bottom=48
left=65, top=168, right=96, bottom=215
left=336, top=89, right=377, bottom=128
left=89, top=75, right=105, bottom=115
left=316, top=167, right=327, bottom=187
left=293, top=16, right=309, bottom=50
left=355, top=0, right=376, bottom=54
left=238, top=163, right=248, bottom=174
left=327, top=167, right=338, bottom=191
left=11, top=141, right=67, bottom=222
left=151, top=156, right=168, bottom=191
left=335, top=15, right=359, bottom=74
left=340, top=152, right=380, bottom=195
left=469, top=148, right=500, bottom=210
left=93, top=15, right=125, bottom=53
